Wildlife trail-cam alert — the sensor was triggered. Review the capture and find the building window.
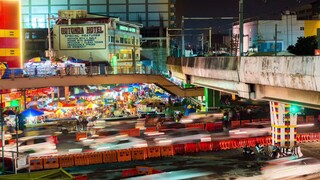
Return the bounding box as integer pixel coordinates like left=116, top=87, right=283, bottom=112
left=109, top=36, right=115, bottom=43
left=120, top=37, right=124, bottom=43
left=115, top=36, right=120, bottom=43
left=300, top=27, right=304, bottom=30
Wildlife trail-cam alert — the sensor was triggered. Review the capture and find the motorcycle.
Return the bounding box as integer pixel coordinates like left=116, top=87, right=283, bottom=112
left=243, top=146, right=255, bottom=158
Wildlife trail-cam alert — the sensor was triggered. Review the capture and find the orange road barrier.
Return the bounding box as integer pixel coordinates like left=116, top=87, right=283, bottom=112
left=160, top=145, right=174, bottom=157
left=205, top=122, right=215, bottom=131
left=102, top=150, right=118, bottom=163
left=211, top=141, right=221, bottom=151
left=256, top=137, right=267, bottom=146
left=58, top=155, right=74, bottom=168
left=136, top=166, right=154, bottom=175
left=241, top=120, right=250, bottom=125
left=117, top=149, right=132, bottom=162
left=198, top=142, right=212, bottom=152
left=74, top=154, right=89, bottom=166
left=147, top=146, right=161, bottom=158
left=145, top=127, right=157, bottom=132
left=186, top=123, right=205, bottom=130
left=121, top=128, right=140, bottom=137
left=43, top=156, right=59, bottom=169
left=76, top=132, right=87, bottom=142
left=185, top=143, right=198, bottom=153
left=247, top=137, right=256, bottom=147
left=131, top=147, right=147, bottom=161
left=173, top=144, right=185, bottom=155
left=238, top=138, right=248, bottom=148
left=231, top=121, right=241, bottom=129
left=29, top=157, right=43, bottom=171
left=87, top=152, right=103, bottom=165
left=252, top=119, right=260, bottom=122
left=260, top=118, right=270, bottom=122
left=122, top=168, right=138, bottom=178
left=75, top=175, right=88, bottom=180
left=297, top=116, right=305, bottom=124
left=306, top=115, right=315, bottom=123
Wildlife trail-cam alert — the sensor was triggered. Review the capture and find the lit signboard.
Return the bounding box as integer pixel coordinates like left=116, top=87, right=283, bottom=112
left=0, top=0, right=21, bottom=68
left=59, top=25, right=106, bottom=50
left=119, top=25, right=136, bottom=33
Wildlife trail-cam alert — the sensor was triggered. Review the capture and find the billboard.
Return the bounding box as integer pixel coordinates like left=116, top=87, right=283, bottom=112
left=0, top=0, right=21, bottom=68
left=59, top=25, right=106, bottom=50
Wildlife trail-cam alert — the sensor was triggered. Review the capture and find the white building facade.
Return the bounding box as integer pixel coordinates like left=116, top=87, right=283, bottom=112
left=53, top=11, right=141, bottom=67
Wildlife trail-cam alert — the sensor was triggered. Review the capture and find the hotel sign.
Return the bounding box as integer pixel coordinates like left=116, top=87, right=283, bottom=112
left=59, top=25, right=106, bottom=50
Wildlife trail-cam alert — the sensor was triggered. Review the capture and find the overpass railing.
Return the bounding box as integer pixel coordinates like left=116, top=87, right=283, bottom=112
left=0, top=66, right=196, bottom=89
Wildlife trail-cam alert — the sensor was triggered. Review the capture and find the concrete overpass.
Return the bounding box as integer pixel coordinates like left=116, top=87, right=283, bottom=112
left=0, top=72, right=203, bottom=97
left=167, top=56, right=320, bottom=109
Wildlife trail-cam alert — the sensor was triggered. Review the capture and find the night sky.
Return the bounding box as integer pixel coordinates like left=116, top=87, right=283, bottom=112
left=175, top=0, right=316, bottom=33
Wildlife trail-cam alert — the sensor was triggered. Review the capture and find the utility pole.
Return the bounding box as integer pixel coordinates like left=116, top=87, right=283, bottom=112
left=239, top=0, right=244, bottom=56
left=47, top=14, right=52, bottom=60
left=274, top=24, right=278, bottom=56
left=181, top=16, right=185, bottom=57
left=209, top=27, right=212, bottom=53
left=166, top=27, right=170, bottom=57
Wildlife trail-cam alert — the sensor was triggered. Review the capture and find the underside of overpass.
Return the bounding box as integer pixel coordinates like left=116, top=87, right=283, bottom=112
left=0, top=74, right=204, bottom=97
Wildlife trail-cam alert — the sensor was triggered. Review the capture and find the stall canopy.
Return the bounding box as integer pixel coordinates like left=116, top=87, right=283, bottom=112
left=21, top=108, right=44, bottom=117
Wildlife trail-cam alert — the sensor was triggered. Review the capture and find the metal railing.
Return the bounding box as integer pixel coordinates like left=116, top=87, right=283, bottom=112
left=0, top=66, right=161, bottom=79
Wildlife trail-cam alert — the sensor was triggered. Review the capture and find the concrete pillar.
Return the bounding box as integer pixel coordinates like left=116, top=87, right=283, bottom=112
left=270, top=101, right=297, bottom=148
left=205, top=88, right=221, bottom=110
left=65, top=86, right=70, bottom=101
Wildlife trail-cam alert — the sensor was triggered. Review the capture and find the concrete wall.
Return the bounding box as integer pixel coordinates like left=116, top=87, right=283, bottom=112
left=167, top=56, right=239, bottom=82
left=240, top=56, right=320, bottom=92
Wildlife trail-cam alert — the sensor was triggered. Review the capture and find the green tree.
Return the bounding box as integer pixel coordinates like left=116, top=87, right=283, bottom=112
left=287, top=36, right=317, bottom=55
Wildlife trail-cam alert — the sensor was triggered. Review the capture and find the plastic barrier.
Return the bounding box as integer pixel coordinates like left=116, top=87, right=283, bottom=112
left=252, top=119, right=260, bottom=122
left=58, top=155, right=74, bottom=168
left=238, top=138, right=248, bottom=148
left=306, top=115, right=315, bottom=123
left=213, top=122, right=223, bottom=130
left=260, top=118, right=270, bottom=122
left=173, top=144, right=185, bottom=155
left=30, top=157, right=43, bottom=171
left=186, top=123, right=205, bottom=130
left=229, top=139, right=239, bottom=149
left=131, top=147, right=147, bottom=161
left=185, top=143, right=198, bottom=153
left=265, top=136, right=272, bottom=145
left=137, top=166, right=154, bottom=175
left=74, top=154, right=89, bottom=166
left=160, top=145, right=174, bottom=157
left=43, top=156, right=59, bottom=169
left=87, top=152, right=103, bottom=165
left=75, top=175, right=88, bottom=180
left=129, top=128, right=140, bottom=137
left=301, top=134, right=311, bottom=142
left=219, top=140, right=229, bottom=150
left=198, top=142, right=212, bottom=152
left=241, top=120, right=250, bottom=125
left=145, top=127, right=157, bottom=132
left=256, top=137, right=267, bottom=146
left=117, top=149, right=132, bottom=162
left=231, top=121, right=241, bottom=128
left=102, top=150, right=118, bottom=163
left=297, top=116, right=305, bottom=124
left=205, top=122, right=215, bottom=131
left=247, top=138, right=256, bottom=147
left=122, top=168, right=138, bottom=178
left=211, top=141, right=221, bottom=151
left=76, top=132, right=87, bottom=142
left=147, top=146, right=161, bottom=158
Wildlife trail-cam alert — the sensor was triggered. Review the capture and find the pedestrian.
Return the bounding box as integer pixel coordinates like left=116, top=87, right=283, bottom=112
left=34, top=66, right=38, bottom=76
